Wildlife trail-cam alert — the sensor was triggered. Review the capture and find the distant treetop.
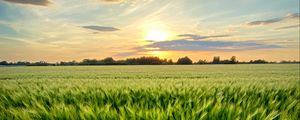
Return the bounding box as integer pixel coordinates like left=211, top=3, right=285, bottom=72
left=1, top=56, right=299, bottom=66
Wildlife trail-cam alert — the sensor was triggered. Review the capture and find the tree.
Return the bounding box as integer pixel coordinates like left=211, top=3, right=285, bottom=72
left=102, top=57, right=115, bottom=65
left=125, top=58, right=137, bottom=65
left=115, top=60, right=127, bottom=65
left=249, top=59, right=268, bottom=64
left=28, top=61, right=52, bottom=66
left=60, top=60, right=78, bottom=66
left=220, top=59, right=231, bottom=64
left=167, top=59, right=173, bottom=64
left=177, top=56, right=193, bottom=64
left=212, top=56, right=220, bottom=64
left=196, top=59, right=207, bottom=64
left=0, top=61, right=8, bottom=65
left=141, top=56, right=163, bottom=65
left=230, top=56, right=237, bottom=64
left=80, top=59, right=99, bottom=65
left=16, top=61, right=30, bottom=65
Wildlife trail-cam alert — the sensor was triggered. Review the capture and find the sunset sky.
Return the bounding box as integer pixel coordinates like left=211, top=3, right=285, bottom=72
left=0, top=0, right=299, bottom=62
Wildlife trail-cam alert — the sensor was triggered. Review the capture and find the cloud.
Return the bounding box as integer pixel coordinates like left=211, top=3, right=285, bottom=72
left=116, top=39, right=282, bottom=57
left=3, top=0, right=51, bottom=6
left=0, top=37, right=32, bottom=45
left=99, top=0, right=125, bottom=4
left=0, top=24, right=18, bottom=36
left=119, top=33, right=282, bottom=57
left=142, top=40, right=282, bottom=52
left=114, top=51, right=137, bottom=57
left=247, top=13, right=299, bottom=26
left=287, top=13, right=300, bottom=19
left=275, top=24, right=300, bottom=30
left=247, top=18, right=283, bottom=25
left=82, top=26, right=120, bottom=32
left=0, top=1, right=37, bottom=22
left=178, top=34, right=230, bottom=40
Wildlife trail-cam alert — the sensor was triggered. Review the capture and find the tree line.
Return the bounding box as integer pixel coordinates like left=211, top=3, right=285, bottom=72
left=0, top=56, right=299, bottom=66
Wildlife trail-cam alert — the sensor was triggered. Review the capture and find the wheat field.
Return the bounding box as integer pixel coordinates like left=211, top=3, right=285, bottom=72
left=0, top=64, right=299, bottom=119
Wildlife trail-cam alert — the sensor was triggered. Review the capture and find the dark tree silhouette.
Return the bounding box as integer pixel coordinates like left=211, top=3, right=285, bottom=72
left=0, top=61, right=8, bottom=65
left=212, top=56, right=220, bottom=64
left=80, top=59, right=99, bottom=65
left=167, top=59, right=173, bottom=64
left=230, top=56, right=237, bottom=64
left=177, top=56, right=193, bottom=64
left=196, top=59, right=207, bottom=64
left=249, top=59, right=268, bottom=64
left=28, top=61, right=53, bottom=66
left=125, top=56, right=166, bottom=65
left=102, top=57, right=115, bottom=65
left=1, top=56, right=298, bottom=66
left=60, top=60, right=78, bottom=66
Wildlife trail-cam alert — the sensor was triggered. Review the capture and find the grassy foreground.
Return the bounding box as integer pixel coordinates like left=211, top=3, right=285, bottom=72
left=0, top=64, right=299, bottom=119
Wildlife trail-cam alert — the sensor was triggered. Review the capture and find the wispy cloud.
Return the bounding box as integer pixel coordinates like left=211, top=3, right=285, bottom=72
left=120, top=0, right=155, bottom=16
left=82, top=26, right=120, bottom=32
left=3, top=0, right=51, bottom=6
left=116, top=32, right=283, bottom=57
left=178, top=34, right=231, bottom=40
left=247, top=18, right=282, bottom=25
left=98, top=0, right=127, bottom=4
left=114, top=51, right=137, bottom=57
left=275, top=24, right=299, bottom=30
left=247, top=13, right=299, bottom=26
left=116, top=38, right=283, bottom=57
left=143, top=40, right=282, bottom=51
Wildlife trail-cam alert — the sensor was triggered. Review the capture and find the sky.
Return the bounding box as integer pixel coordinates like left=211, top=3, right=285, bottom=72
left=0, top=0, right=299, bottom=62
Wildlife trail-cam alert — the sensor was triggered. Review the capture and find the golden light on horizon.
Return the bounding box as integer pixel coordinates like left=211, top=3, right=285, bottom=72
left=146, top=51, right=170, bottom=58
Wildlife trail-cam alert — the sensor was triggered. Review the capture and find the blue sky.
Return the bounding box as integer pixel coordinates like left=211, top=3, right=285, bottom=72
left=0, top=0, right=299, bottom=62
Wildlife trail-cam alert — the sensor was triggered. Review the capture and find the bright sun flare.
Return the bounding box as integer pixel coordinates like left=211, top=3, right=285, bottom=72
left=146, top=30, right=169, bottom=41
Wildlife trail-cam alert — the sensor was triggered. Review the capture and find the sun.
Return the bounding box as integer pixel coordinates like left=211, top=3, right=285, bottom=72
left=145, top=30, right=169, bottom=42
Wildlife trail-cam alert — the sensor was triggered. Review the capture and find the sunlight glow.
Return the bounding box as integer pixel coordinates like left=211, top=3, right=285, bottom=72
left=147, top=51, right=169, bottom=58
left=145, top=30, right=169, bottom=42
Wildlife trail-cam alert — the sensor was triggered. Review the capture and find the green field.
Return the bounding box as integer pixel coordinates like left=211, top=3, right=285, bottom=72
left=0, top=64, right=299, bottom=119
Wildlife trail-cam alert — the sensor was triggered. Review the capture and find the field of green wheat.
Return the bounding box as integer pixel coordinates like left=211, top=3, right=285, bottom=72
left=0, top=64, right=299, bottom=119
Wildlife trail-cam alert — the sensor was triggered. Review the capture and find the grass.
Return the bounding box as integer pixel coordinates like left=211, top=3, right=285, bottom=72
left=0, top=64, right=299, bottom=119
